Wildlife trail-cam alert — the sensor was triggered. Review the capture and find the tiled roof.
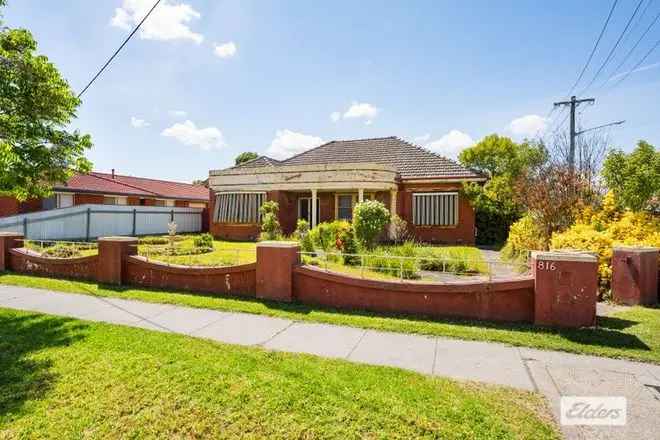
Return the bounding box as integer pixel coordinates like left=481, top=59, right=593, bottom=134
left=231, top=155, right=281, bottom=169
left=55, top=172, right=209, bottom=201
left=278, top=137, right=483, bottom=179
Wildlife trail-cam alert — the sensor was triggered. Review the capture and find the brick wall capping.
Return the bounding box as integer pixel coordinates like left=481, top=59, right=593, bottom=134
left=98, top=236, right=139, bottom=242
left=295, top=265, right=535, bottom=292
left=128, top=255, right=256, bottom=275
left=10, top=248, right=98, bottom=265
left=256, top=241, right=300, bottom=248
left=613, top=245, right=659, bottom=253
left=532, top=250, right=597, bottom=262
left=0, top=232, right=23, bottom=237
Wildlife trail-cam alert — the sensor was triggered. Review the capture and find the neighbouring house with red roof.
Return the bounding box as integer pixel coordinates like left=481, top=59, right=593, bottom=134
left=0, top=170, right=209, bottom=218
left=208, top=137, right=486, bottom=244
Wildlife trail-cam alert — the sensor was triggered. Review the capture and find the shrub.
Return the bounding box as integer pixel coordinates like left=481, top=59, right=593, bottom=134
left=338, top=227, right=360, bottom=266
left=42, top=243, right=82, bottom=259
left=193, top=233, right=214, bottom=248
left=309, top=220, right=350, bottom=251
left=353, top=200, right=390, bottom=249
left=295, top=219, right=315, bottom=254
left=138, top=236, right=169, bottom=245
left=501, top=213, right=547, bottom=262
left=390, top=214, right=413, bottom=245
left=551, top=198, right=660, bottom=297
left=365, top=242, right=419, bottom=279
left=259, top=201, right=282, bottom=241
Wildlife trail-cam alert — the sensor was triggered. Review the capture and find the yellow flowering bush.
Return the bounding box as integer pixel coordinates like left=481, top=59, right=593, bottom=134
left=551, top=194, right=660, bottom=294
left=501, top=213, right=547, bottom=262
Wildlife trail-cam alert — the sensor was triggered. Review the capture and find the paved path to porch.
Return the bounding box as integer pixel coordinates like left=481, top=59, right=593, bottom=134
left=1, top=284, right=659, bottom=440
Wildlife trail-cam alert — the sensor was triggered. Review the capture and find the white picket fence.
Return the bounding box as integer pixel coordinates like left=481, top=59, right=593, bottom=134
left=0, top=204, right=203, bottom=240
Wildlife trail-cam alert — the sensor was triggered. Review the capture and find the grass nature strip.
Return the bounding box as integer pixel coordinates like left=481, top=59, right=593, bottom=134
left=0, top=308, right=559, bottom=439
left=1, top=272, right=659, bottom=365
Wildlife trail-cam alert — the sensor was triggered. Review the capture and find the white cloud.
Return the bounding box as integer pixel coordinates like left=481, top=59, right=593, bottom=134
left=161, top=120, right=225, bottom=150
left=168, top=110, right=187, bottom=118
left=266, top=129, right=324, bottom=160
left=414, top=133, right=431, bottom=143
left=342, top=101, right=379, bottom=124
left=507, top=114, right=548, bottom=138
left=111, top=0, right=203, bottom=44
left=426, top=130, right=474, bottom=159
left=331, top=101, right=380, bottom=125
left=130, top=116, right=150, bottom=128
left=214, top=41, right=237, bottom=58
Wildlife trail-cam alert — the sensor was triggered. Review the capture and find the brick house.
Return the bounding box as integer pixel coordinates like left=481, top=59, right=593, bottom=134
left=208, top=137, right=485, bottom=244
left=0, top=170, right=209, bottom=218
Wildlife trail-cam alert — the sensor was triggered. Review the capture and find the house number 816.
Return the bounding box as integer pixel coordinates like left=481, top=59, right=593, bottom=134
left=537, top=261, right=556, bottom=271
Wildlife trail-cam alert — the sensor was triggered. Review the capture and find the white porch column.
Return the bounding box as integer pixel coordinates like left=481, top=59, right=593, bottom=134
left=311, top=188, right=318, bottom=228
left=358, top=188, right=364, bottom=203
left=389, top=189, right=398, bottom=238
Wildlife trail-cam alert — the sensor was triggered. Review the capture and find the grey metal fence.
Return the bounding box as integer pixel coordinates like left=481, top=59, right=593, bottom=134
left=0, top=204, right=203, bottom=240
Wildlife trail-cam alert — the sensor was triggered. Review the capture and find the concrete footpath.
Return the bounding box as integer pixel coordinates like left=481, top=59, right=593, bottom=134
left=1, top=284, right=659, bottom=440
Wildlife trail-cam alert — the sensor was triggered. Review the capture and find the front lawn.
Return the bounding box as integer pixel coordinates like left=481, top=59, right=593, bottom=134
left=0, top=308, right=558, bottom=439
left=1, top=272, right=659, bottom=365
left=136, top=234, right=495, bottom=281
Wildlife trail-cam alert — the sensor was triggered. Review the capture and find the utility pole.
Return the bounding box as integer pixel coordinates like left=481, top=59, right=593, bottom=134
left=553, top=96, right=595, bottom=171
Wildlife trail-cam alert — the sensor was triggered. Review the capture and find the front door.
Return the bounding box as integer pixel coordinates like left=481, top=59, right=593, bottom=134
left=298, top=197, right=320, bottom=224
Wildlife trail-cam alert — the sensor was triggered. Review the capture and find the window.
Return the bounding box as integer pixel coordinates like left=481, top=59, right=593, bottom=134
left=56, top=193, right=74, bottom=208
left=337, top=195, right=353, bottom=221
left=103, top=196, right=127, bottom=205
left=412, top=192, right=459, bottom=226
left=213, top=192, right=266, bottom=224
left=189, top=202, right=207, bottom=209
left=298, top=198, right=320, bottom=224
left=153, top=199, right=174, bottom=207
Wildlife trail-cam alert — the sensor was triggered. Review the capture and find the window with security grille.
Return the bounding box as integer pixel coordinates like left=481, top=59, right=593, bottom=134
left=213, top=192, right=266, bottom=224
left=412, top=192, right=459, bottom=226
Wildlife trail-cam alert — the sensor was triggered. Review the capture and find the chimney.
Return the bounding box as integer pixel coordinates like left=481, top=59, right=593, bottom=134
left=111, top=169, right=115, bottom=179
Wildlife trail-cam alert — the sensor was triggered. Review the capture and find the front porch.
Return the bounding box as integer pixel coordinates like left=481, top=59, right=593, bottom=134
left=208, top=162, right=399, bottom=239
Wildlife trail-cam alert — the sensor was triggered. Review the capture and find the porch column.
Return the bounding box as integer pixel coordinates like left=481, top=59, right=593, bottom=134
left=311, top=188, right=318, bottom=228
left=358, top=188, right=364, bottom=203
left=389, top=189, right=398, bottom=238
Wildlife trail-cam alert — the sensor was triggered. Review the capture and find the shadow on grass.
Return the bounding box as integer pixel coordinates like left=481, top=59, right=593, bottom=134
left=0, top=271, right=652, bottom=354
left=94, top=282, right=653, bottom=353
left=0, top=311, right=88, bottom=420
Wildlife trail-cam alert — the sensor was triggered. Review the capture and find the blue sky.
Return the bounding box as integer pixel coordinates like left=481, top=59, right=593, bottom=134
left=4, top=0, right=660, bottom=182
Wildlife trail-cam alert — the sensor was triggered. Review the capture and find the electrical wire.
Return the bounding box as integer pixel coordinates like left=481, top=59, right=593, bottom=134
left=77, top=0, right=162, bottom=98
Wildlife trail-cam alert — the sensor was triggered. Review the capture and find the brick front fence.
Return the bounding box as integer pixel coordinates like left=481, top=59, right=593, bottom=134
left=1, top=233, right=657, bottom=328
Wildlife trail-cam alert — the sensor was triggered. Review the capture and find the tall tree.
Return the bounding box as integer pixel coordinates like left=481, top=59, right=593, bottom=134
left=459, top=134, right=548, bottom=244
left=602, top=141, right=660, bottom=211
left=234, top=151, right=258, bottom=166
left=0, top=11, right=92, bottom=201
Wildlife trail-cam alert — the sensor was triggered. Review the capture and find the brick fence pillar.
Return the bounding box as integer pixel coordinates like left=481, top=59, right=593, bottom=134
left=256, top=241, right=300, bottom=302
left=612, top=246, right=659, bottom=306
left=0, top=232, right=23, bottom=271
left=97, top=236, right=138, bottom=285
left=532, top=250, right=598, bottom=328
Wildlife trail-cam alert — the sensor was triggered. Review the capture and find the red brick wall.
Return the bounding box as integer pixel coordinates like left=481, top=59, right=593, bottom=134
left=293, top=266, right=534, bottom=322
left=124, top=256, right=256, bottom=297
left=0, top=196, right=20, bottom=217
left=75, top=194, right=105, bottom=205
left=9, top=248, right=99, bottom=281
left=398, top=182, right=476, bottom=244
left=175, top=200, right=188, bottom=207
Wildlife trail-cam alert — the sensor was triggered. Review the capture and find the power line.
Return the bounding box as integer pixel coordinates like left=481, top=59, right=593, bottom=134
left=601, top=8, right=660, bottom=89
left=608, top=36, right=660, bottom=90
left=579, top=0, right=646, bottom=94
left=77, top=0, right=162, bottom=98
left=567, top=0, right=619, bottom=95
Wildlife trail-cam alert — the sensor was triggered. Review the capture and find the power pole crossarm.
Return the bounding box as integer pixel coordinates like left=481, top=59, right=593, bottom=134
left=553, top=96, right=595, bottom=171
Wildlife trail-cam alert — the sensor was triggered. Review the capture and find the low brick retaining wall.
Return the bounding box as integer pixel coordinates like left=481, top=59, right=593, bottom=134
left=9, top=248, right=99, bottom=281
left=293, top=266, right=535, bottom=322
left=2, top=233, right=655, bottom=328
left=124, top=256, right=256, bottom=297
